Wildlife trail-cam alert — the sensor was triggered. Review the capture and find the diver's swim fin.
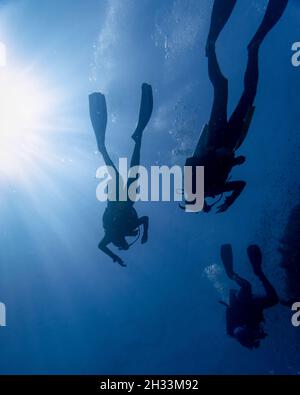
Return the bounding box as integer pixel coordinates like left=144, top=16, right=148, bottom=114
left=220, top=244, right=235, bottom=279
left=248, top=0, right=288, bottom=49
left=247, top=244, right=262, bottom=275
left=89, top=92, right=107, bottom=151
left=206, top=0, right=237, bottom=52
left=132, top=83, right=153, bottom=141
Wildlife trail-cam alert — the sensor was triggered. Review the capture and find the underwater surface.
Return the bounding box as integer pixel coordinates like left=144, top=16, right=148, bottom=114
left=0, top=0, right=300, bottom=374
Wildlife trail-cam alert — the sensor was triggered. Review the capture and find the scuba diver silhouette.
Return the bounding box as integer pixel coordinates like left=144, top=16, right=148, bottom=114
left=185, top=0, right=288, bottom=213
left=89, top=84, right=153, bottom=267
left=220, top=244, right=279, bottom=349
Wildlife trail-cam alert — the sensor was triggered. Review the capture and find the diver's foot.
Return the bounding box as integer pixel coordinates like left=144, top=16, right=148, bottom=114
left=247, top=245, right=263, bottom=276
left=141, top=233, right=148, bottom=244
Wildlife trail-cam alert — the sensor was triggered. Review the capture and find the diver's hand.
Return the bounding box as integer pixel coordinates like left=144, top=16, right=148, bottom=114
left=216, top=202, right=230, bottom=213
left=113, top=256, right=126, bottom=267
left=141, top=232, right=148, bottom=244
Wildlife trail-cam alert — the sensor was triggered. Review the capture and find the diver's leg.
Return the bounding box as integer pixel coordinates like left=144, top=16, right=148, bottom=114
left=220, top=244, right=252, bottom=292
left=228, top=270, right=253, bottom=301
left=206, top=44, right=228, bottom=148
left=247, top=245, right=279, bottom=309
left=127, top=135, right=142, bottom=195
left=128, top=84, right=153, bottom=195
left=227, top=45, right=258, bottom=149
left=126, top=137, right=142, bottom=204
left=206, top=0, right=237, bottom=50
left=198, top=0, right=236, bottom=152
left=236, top=276, right=253, bottom=302
left=220, top=244, right=252, bottom=299
left=253, top=273, right=279, bottom=309
left=130, top=137, right=142, bottom=169
left=126, top=139, right=141, bottom=201
left=98, top=146, right=117, bottom=173
left=227, top=0, right=288, bottom=149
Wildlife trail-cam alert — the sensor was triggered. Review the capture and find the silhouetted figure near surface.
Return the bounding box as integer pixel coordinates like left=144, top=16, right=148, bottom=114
left=220, top=244, right=279, bottom=349
left=89, top=84, right=153, bottom=267
left=184, top=0, right=288, bottom=213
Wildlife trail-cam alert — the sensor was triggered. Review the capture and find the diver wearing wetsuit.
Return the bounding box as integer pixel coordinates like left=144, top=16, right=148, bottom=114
left=185, top=0, right=288, bottom=213
left=89, top=84, right=153, bottom=266
left=220, top=244, right=279, bottom=349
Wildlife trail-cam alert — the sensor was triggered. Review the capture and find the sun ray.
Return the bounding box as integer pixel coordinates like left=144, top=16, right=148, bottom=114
left=0, top=43, right=64, bottom=181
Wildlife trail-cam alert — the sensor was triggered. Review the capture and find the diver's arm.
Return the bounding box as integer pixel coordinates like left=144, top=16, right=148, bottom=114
left=138, top=216, right=149, bottom=244
left=98, top=236, right=125, bottom=265
left=217, top=180, right=246, bottom=213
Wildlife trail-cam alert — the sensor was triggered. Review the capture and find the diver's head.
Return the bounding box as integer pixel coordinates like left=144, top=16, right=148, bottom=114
left=113, top=236, right=129, bottom=251
left=233, top=326, right=266, bottom=349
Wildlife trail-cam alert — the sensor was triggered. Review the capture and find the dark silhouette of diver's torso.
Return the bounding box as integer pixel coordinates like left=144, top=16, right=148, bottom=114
left=185, top=150, right=234, bottom=196
left=103, top=202, right=139, bottom=239
left=226, top=290, right=264, bottom=337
